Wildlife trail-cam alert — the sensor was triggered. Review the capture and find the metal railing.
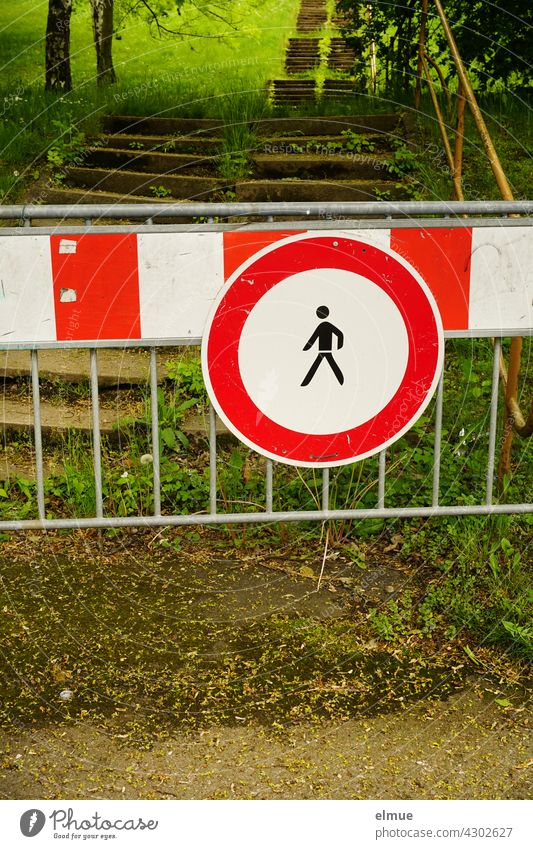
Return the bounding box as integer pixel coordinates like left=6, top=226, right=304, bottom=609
left=1, top=199, right=532, bottom=225
left=0, top=200, right=531, bottom=530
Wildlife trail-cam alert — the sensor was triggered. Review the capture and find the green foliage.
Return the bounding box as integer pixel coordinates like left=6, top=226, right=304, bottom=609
left=385, top=141, right=418, bottom=178
left=390, top=517, right=533, bottom=660
left=217, top=150, right=253, bottom=181
left=369, top=594, right=414, bottom=641
left=46, top=121, right=86, bottom=169
left=501, top=620, right=533, bottom=659
left=337, top=129, right=376, bottom=153
left=216, top=91, right=268, bottom=180
left=338, top=0, right=531, bottom=92
left=149, top=184, right=172, bottom=198
left=165, top=357, right=206, bottom=401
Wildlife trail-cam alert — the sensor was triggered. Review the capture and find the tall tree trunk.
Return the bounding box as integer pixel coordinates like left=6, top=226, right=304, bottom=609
left=45, top=0, right=73, bottom=91
left=91, top=0, right=116, bottom=85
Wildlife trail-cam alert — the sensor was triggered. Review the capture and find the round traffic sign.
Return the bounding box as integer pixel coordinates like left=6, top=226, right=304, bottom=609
left=202, top=234, right=444, bottom=467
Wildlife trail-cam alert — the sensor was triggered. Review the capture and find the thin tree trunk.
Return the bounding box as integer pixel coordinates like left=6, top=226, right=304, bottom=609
left=45, top=0, right=73, bottom=91
left=91, top=0, right=116, bottom=85
left=414, top=0, right=428, bottom=109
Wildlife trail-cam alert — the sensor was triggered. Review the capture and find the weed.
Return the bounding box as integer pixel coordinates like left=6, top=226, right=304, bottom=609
left=332, top=129, right=376, bottom=154
left=217, top=150, right=253, bottom=181
left=384, top=140, right=418, bottom=178
left=165, top=357, right=206, bottom=402
left=150, top=184, right=172, bottom=198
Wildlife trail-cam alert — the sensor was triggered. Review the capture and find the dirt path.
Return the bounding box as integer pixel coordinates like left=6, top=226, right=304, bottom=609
left=0, top=532, right=531, bottom=800
left=1, top=681, right=531, bottom=799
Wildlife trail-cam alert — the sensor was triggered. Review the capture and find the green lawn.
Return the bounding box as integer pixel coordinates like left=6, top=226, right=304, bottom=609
left=1, top=0, right=299, bottom=92
left=0, top=0, right=300, bottom=199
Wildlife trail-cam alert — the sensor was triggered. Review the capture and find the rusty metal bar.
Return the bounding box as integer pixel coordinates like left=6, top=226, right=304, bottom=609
left=422, top=56, right=457, bottom=191
left=424, top=52, right=452, bottom=116
left=432, top=0, right=514, bottom=202
left=453, top=82, right=466, bottom=201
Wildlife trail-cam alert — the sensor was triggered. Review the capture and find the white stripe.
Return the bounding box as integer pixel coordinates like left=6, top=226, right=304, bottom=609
left=137, top=232, right=224, bottom=340
left=469, top=226, right=533, bottom=331
left=0, top=236, right=56, bottom=343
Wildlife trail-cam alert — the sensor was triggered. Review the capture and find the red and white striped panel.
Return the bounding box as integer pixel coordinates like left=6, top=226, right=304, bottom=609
left=0, top=227, right=531, bottom=344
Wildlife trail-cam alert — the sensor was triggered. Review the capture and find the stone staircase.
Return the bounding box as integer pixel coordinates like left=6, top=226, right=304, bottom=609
left=328, top=37, right=356, bottom=72
left=268, top=0, right=361, bottom=106
left=296, top=0, right=327, bottom=32
left=285, top=38, right=321, bottom=74
left=33, top=112, right=412, bottom=207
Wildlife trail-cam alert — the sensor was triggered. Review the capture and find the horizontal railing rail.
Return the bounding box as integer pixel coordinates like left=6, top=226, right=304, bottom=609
left=0, top=200, right=532, bottom=222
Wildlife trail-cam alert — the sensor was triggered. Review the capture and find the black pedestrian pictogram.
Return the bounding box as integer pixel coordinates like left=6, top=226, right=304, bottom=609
left=301, top=305, right=344, bottom=386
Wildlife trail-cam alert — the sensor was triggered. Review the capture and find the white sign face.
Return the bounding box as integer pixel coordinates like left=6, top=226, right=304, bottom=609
left=203, top=233, right=445, bottom=468
left=238, top=268, right=409, bottom=435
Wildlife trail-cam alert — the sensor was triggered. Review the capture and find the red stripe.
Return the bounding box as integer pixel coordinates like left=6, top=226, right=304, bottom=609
left=51, top=234, right=141, bottom=341
left=390, top=227, right=472, bottom=330
left=223, top=231, right=303, bottom=281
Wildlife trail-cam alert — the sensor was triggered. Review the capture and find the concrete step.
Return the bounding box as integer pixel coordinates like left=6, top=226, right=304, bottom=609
left=102, top=116, right=224, bottom=136
left=0, top=397, right=140, bottom=437
left=257, top=114, right=403, bottom=136
left=0, top=399, right=228, bottom=440
left=252, top=153, right=395, bottom=180
left=236, top=179, right=408, bottom=203
left=259, top=133, right=396, bottom=152
left=26, top=186, right=179, bottom=208
left=322, top=80, right=357, bottom=95
left=0, top=456, right=65, bottom=481
left=287, top=38, right=320, bottom=46
left=64, top=167, right=226, bottom=200
left=103, top=114, right=403, bottom=138
left=98, top=134, right=224, bottom=153
left=286, top=65, right=320, bottom=73
left=0, top=349, right=170, bottom=387
left=84, top=147, right=218, bottom=174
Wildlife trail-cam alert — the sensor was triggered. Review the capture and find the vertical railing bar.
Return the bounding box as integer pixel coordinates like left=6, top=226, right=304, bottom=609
left=486, top=338, right=501, bottom=505
left=378, top=450, right=386, bottom=508
left=85, top=218, right=92, bottom=227
left=267, top=215, right=274, bottom=222
left=30, top=350, right=45, bottom=522
left=209, top=402, right=217, bottom=514
left=322, top=468, right=330, bottom=512
left=432, top=362, right=445, bottom=507
left=265, top=459, right=273, bottom=513
left=207, top=216, right=214, bottom=224
left=146, top=217, right=153, bottom=225
left=24, top=217, right=31, bottom=228
left=89, top=348, right=104, bottom=519
left=150, top=348, right=161, bottom=517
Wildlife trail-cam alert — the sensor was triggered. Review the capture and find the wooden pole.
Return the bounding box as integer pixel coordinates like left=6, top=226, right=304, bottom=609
left=414, top=0, right=428, bottom=109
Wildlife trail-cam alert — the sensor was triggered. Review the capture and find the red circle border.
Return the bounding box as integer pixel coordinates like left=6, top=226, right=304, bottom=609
left=205, top=236, right=443, bottom=465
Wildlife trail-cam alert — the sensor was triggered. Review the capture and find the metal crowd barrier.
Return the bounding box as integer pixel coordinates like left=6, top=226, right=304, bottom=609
left=0, top=200, right=531, bottom=530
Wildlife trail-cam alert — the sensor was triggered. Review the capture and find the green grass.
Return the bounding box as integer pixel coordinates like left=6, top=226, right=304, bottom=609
left=0, top=0, right=300, bottom=199
left=0, top=0, right=299, bottom=90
